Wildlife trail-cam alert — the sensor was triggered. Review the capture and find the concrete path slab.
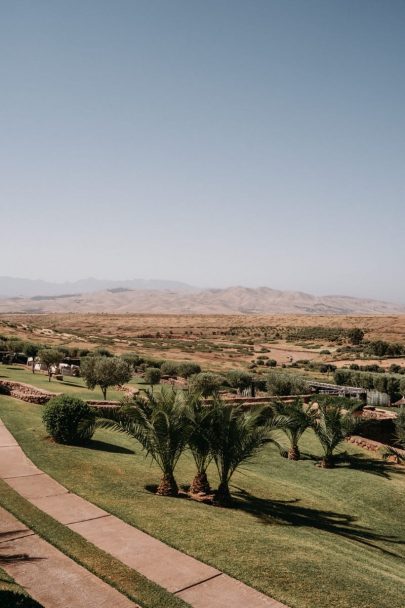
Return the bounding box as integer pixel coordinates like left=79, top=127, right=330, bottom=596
left=29, top=492, right=108, bottom=525
left=0, top=507, right=34, bottom=543
left=177, top=572, right=288, bottom=608
left=0, top=509, right=138, bottom=608
left=6, top=473, right=68, bottom=500
left=0, top=446, right=41, bottom=479
left=69, top=514, right=220, bottom=593
left=0, top=424, right=18, bottom=446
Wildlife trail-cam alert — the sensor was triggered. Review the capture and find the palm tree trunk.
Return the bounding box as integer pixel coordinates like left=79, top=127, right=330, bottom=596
left=190, top=471, right=211, bottom=495
left=156, top=472, right=178, bottom=497
left=288, top=445, right=300, bottom=460
left=213, top=481, right=232, bottom=507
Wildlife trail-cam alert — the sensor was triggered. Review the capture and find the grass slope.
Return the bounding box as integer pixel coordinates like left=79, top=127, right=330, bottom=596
left=0, top=365, right=149, bottom=401
left=0, top=395, right=404, bottom=608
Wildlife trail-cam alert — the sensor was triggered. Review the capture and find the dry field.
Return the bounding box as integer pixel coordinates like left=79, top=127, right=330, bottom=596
left=1, top=313, right=404, bottom=372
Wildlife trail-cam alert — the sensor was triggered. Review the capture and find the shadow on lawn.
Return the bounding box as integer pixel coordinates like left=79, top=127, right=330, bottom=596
left=344, top=454, right=405, bottom=479
left=232, top=487, right=405, bottom=559
left=299, top=451, right=403, bottom=479
left=57, top=380, right=86, bottom=389
left=82, top=439, right=134, bottom=455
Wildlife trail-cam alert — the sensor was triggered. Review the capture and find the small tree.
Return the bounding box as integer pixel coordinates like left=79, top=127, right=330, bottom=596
left=347, top=328, right=364, bottom=345
left=161, top=360, right=180, bottom=377
left=38, top=349, right=63, bottom=381
left=189, top=372, right=223, bottom=397
left=186, top=392, right=214, bottom=494
left=209, top=399, right=280, bottom=507
left=81, top=356, right=132, bottom=400
left=394, top=406, right=405, bottom=448
left=177, top=361, right=201, bottom=379
left=96, top=388, right=190, bottom=496
left=24, top=343, right=39, bottom=373
left=144, top=367, right=161, bottom=393
left=267, top=371, right=306, bottom=396
left=272, top=398, right=314, bottom=460
left=226, top=370, right=253, bottom=394
left=312, top=402, right=356, bottom=468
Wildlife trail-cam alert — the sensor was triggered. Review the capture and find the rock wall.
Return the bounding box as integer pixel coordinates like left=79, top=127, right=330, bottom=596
left=0, top=380, right=119, bottom=407
left=0, top=380, right=58, bottom=404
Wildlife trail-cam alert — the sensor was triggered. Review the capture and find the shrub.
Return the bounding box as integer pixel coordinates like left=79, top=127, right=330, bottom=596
left=144, top=367, right=161, bottom=390
left=42, top=395, right=96, bottom=445
left=267, top=371, right=306, bottom=396
left=161, top=360, right=180, bottom=377
left=226, top=370, right=253, bottom=393
left=189, top=372, right=224, bottom=397
left=177, top=361, right=201, bottom=378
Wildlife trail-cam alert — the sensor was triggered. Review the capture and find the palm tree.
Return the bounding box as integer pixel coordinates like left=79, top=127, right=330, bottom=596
left=312, top=401, right=356, bottom=468
left=185, top=392, right=213, bottom=494
left=96, top=388, right=190, bottom=496
left=208, top=399, right=279, bottom=507
left=272, top=399, right=314, bottom=460
left=384, top=405, right=405, bottom=463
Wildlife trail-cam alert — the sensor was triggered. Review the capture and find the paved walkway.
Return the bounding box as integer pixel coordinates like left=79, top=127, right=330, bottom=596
left=0, top=506, right=138, bottom=608
left=0, top=419, right=288, bottom=608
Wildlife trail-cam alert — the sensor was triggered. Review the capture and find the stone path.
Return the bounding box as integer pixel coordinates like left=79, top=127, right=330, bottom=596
left=0, top=507, right=138, bottom=608
left=0, top=419, right=288, bottom=608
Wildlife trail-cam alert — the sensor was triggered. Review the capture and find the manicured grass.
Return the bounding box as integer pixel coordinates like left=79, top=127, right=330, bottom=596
left=1, top=396, right=404, bottom=608
left=0, top=479, right=187, bottom=608
left=0, top=364, right=149, bottom=401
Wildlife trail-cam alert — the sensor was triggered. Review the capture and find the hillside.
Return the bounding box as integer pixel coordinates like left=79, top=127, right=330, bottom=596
left=0, top=286, right=403, bottom=315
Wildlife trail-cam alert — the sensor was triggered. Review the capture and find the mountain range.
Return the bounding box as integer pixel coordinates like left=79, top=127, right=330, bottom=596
left=0, top=278, right=403, bottom=315
left=0, top=276, right=194, bottom=298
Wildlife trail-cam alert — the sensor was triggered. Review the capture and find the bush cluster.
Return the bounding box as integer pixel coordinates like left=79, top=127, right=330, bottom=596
left=334, top=369, right=405, bottom=401
left=42, top=395, right=96, bottom=445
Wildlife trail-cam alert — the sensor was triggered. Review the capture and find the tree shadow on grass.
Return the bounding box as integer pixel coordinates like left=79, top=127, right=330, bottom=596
left=81, top=439, right=134, bottom=455
left=342, top=453, right=405, bottom=479
left=57, top=380, right=86, bottom=389
left=295, top=451, right=403, bottom=480
left=232, top=487, right=405, bottom=559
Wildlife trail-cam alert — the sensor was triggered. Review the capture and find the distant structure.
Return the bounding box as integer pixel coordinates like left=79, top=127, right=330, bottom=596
left=307, top=381, right=367, bottom=401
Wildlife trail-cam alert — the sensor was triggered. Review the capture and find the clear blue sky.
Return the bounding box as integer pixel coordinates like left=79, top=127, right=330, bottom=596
left=1, top=1, right=404, bottom=302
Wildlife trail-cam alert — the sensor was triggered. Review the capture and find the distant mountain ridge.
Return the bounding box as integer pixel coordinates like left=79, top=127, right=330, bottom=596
left=0, top=281, right=403, bottom=315
left=0, top=276, right=195, bottom=297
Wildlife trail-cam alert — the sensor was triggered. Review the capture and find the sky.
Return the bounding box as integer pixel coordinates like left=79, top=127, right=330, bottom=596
left=1, top=0, right=404, bottom=302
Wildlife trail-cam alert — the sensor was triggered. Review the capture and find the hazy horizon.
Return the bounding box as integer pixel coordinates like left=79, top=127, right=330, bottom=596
left=1, top=274, right=405, bottom=305
left=1, top=1, right=404, bottom=302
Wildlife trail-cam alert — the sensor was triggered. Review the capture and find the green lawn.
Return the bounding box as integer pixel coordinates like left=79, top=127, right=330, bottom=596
left=0, top=395, right=404, bottom=608
left=0, top=364, right=150, bottom=401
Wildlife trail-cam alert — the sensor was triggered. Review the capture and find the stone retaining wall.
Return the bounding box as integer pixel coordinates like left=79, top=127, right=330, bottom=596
left=0, top=379, right=58, bottom=404
left=346, top=435, right=405, bottom=461
left=0, top=380, right=119, bottom=407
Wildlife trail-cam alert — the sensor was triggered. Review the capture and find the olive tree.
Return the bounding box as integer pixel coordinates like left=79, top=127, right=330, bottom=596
left=38, top=349, right=63, bottom=382
left=144, top=367, right=161, bottom=393
left=189, top=372, right=223, bottom=397
left=81, top=356, right=132, bottom=400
